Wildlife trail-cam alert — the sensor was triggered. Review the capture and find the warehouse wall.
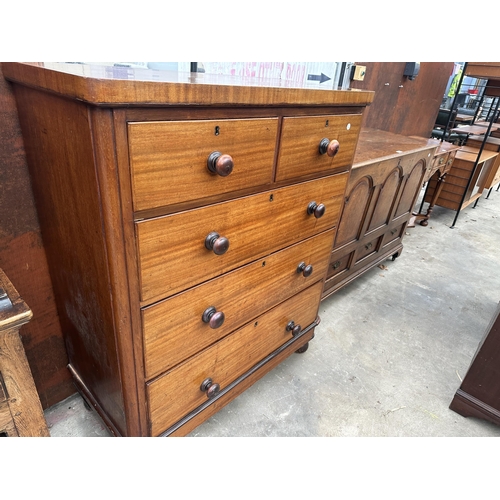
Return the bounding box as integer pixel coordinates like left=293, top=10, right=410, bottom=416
left=350, top=62, right=454, bottom=137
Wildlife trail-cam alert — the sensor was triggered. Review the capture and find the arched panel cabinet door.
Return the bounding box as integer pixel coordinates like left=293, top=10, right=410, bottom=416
left=367, top=166, right=403, bottom=233
left=334, top=176, right=373, bottom=248
left=394, top=159, right=426, bottom=218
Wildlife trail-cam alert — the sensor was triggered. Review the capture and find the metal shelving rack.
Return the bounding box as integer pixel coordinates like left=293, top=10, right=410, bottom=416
left=440, top=62, right=500, bottom=227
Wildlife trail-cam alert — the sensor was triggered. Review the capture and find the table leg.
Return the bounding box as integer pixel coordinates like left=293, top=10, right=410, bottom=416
left=420, top=171, right=447, bottom=226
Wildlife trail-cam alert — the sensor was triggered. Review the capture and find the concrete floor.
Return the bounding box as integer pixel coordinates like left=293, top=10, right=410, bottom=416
left=44, top=186, right=500, bottom=437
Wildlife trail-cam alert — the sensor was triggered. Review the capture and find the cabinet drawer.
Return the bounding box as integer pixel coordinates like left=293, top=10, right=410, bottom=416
left=142, top=229, right=334, bottom=379
left=128, top=118, right=278, bottom=212
left=326, top=251, right=352, bottom=280
left=137, top=173, right=348, bottom=303
left=383, top=223, right=405, bottom=247
left=147, top=281, right=323, bottom=436
left=355, top=235, right=381, bottom=263
left=276, top=114, right=362, bottom=181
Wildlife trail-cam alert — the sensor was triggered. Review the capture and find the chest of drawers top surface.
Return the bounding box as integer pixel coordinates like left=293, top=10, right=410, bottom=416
left=2, top=62, right=374, bottom=107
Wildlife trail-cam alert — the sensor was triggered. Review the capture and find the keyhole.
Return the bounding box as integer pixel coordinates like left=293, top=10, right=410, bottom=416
left=215, top=126, right=220, bottom=136
left=269, top=194, right=274, bottom=202
left=325, top=120, right=329, bottom=127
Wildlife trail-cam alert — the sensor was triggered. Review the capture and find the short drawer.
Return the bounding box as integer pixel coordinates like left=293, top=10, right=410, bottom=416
left=326, top=252, right=351, bottom=280
left=136, top=173, right=348, bottom=304
left=425, top=152, right=448, bottom=182
left=128, top=118, right=278, bottom=212
left=147, top=281, right=323, bottom=436
left=142, top=229, right=334, bottom=379
left=276, top=114, right=362, bottom=182
left=355, top=235, right=381, bottom=263
left=382, top=223, right=405, bottom=247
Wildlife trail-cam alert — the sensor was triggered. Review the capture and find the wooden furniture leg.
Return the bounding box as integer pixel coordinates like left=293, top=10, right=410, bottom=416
left=419, top=172, right=448, bottom=226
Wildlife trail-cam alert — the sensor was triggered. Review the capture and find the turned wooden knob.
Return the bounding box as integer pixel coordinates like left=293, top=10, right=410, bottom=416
left=307, top=201, right=326, bottom=219
left=297, top=261, right=313, bottom=277
left=202, top=306, right=225, bottom=329
left=200, top=378, right=220, bottom=399
left=207, top=151, right=234, bottom=176
left=205, top=232, right=230, bottom=255
left=286, top=321, right=302, bottom=337
left=319, top=138, right=340, bottom=157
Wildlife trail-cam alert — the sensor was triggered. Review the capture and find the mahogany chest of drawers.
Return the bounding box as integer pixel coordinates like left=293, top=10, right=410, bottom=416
left=3, top=62, right=373, bottom=436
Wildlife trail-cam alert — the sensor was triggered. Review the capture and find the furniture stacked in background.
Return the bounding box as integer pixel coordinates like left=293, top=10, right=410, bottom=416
left=0, top=268, right=49, bottom=437
left=450, top=301, right=500, bottom=426
left=2, top=62, right=374, bottom=437
left=426, top=63, right=500, bottom=227
left=322, top=129, right=437, bottom=300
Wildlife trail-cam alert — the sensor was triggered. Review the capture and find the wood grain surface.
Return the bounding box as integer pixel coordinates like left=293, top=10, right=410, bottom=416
left=128, top=118, right=278, bottom=211
left=136, top=174, right=347, bottom=304
left=276, top=114, right=362, bottom=181
left=147, top=281, right=323, bottom=436
left=142, top=229, right=334, bottom=379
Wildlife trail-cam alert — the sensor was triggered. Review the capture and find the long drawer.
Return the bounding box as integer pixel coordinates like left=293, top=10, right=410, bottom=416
left=128, top=118, right=278, bottom=212
left=142, top=229, right=334, bottom=379
left=147, top=281, right=323, bottom=436
left=276, top=114, right=362, bottom=181
left=136, top=173, right=348, bottom=304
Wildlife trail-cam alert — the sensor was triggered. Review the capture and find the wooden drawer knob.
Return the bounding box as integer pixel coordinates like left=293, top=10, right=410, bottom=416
left=286, top=320, right=302, bottom=337
left=205, top=232, right=230, bottom=255
left=207, top=151, right=234, bottom=177
left=319, top=138, right=340, bottom=157
left=202, top=306, right=225, bottom=329
left=307, top=201, right=326, bottom=219
left=200, top=378, right=220, bottom=399
left=297, top=261, right=313, bottom=277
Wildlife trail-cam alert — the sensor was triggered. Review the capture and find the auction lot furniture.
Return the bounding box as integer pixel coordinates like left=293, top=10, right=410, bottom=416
left=423, top=145, right=499, bottom=214
left=415, top=140, right=461, bottom=226
left=0, top=268, right=49, bottom=437
left=322, top=129, right=437, bottom=300
left=3, top=62, right=373, bottom=436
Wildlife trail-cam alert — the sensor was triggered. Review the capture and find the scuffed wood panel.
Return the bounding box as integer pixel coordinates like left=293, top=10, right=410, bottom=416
left=351, top=62, right=454, bottom=138
left=0, top=66, right=74, bottom=409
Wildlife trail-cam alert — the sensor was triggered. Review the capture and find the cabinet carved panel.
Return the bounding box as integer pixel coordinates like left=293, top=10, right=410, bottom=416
left=322, top=129, right=436, bottom=300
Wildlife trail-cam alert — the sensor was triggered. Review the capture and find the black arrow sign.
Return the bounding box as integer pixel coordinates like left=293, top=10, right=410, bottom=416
left=307, top=73, right=331, bottom=84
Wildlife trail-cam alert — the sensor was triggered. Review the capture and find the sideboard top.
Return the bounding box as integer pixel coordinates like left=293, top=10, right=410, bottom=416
left=353, top=129, right=440, bottom=167
left=1, top=62, right=375, bottom=107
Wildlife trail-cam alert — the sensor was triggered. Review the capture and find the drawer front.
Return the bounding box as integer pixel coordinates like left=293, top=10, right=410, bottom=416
left=425, top=153, right=448, bottom=182
left=326, top=251, right=352, bottom=280
left=276, top=114, right=362, bottom=181
left=137, top=173, right=348, bottom=303
left=128, top=118, right=278, bottom=212
left=355, top=235, right=381, bottom=263
left=142, top=229, right=334, bottom=379
left=383, top=223, right=405, bottom=247
left=147, top=281, right=323, bottom=436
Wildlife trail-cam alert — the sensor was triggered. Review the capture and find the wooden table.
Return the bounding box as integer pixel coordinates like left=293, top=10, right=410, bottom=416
left=413, top=140, right=461, bottom=226
left=455, top=113, right=474, bottom=123
left=451, top=123, right=500, bottom=135
left=0, top=268, right=49, bottom=437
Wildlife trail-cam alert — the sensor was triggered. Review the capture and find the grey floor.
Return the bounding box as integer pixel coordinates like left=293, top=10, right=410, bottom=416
left=44, top=185, right=500, bottom=437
